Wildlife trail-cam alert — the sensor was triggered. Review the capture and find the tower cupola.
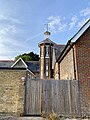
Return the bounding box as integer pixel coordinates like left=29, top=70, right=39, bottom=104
left=38, top=27, right=56, bottom=79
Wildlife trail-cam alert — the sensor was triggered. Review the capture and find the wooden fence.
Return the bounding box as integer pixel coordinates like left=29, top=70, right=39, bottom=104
left=25, top=79, right=81, bottom=116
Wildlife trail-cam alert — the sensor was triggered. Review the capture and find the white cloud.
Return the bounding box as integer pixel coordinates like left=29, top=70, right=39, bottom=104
left=78, top=7, right=90, bottom=28
left=0, top=14, right=21, bottom=24
left=68, top=15, right=78, bottom=31
left=58, top=24, right=67, bottom=32
left=77, top=18, right=89, bottom=27
left=80, top=7, right=90, bottom=17
left=0, top=36, right=26, bottom=60
left=47, top=16, right=67, bottom=33
left=0, top=14, right=24, bottom=60
left=68, top=6, right=90, bottom=31
left=0, top=25, right=17, bottom=35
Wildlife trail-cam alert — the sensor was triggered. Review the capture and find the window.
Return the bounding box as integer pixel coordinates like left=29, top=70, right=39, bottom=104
left=46, top=45, right=49, bottom=57
left=46, top=64, right=48, bottom=70
left=46, top=71, right=48, bottom=77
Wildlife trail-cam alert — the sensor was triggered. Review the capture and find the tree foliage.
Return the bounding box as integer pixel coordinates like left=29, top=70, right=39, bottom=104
left=15, top=52, right=39, bottom=61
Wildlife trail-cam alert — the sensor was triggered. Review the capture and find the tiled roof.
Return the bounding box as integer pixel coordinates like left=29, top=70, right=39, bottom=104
left=25, top=61, right=40, bottom=73
left=0, top=60, right=14, bottom=67
left=53, top=44, right=65, bottom=60
left=38, top=38, right=56, bottom=47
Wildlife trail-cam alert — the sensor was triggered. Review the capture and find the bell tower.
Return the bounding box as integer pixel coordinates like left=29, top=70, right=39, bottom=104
left=38, top=27, right=55, bottom=79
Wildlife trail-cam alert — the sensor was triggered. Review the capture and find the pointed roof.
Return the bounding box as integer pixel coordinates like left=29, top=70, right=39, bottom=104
left=11, top=57, right=40, bottom=73
left=38, top=38, right=56, bottom=47
left=11, top=57, right=28, bottom=68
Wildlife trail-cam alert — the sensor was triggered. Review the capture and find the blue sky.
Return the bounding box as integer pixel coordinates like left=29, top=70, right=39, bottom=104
left=0, top=0, right=90, bottom=60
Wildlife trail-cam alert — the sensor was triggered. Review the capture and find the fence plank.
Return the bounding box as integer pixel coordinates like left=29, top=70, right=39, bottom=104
left=25, top=79, right=42, bottom=115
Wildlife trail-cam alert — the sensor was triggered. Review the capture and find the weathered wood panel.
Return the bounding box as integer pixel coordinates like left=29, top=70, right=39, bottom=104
left=25, top=79, right=80, bottom=116
left=25, top=79, right=42, bottom=115
left=70, top=80, right=81, bottom=115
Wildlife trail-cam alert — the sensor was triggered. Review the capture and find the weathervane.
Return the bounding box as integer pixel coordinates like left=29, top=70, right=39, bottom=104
left=46, top=23, right=49, bottom=31
left=44, top=23, right=51, bottom=38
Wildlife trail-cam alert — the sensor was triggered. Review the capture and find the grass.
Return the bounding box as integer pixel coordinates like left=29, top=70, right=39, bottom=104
left=41, top=111, right=60, bottom=120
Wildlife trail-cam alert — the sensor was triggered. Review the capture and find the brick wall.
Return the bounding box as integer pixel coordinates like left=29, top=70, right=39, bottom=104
left=74, top=27, right=90, bottom=115
left=0, top=69, right=26, bottom=116
left=59, top=48, right=75, bottom=80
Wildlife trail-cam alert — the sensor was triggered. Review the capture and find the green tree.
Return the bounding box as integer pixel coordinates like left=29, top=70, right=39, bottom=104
left=15, top=52, right=39, bottom=61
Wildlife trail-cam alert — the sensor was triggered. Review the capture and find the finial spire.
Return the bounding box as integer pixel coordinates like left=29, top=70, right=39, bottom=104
left=46, top=23, right=49, bottom=31
left=44, top=23, right=51, bottom=38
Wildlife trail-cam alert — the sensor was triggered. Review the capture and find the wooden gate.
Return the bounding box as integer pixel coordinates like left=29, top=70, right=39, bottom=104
left=25, top=79, right=81, bottom=116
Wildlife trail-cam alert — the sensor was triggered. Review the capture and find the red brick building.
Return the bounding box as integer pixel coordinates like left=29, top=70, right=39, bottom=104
left=56, top=19, right=90, bottom=81
left=56, top=19, right=90, bottom=114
